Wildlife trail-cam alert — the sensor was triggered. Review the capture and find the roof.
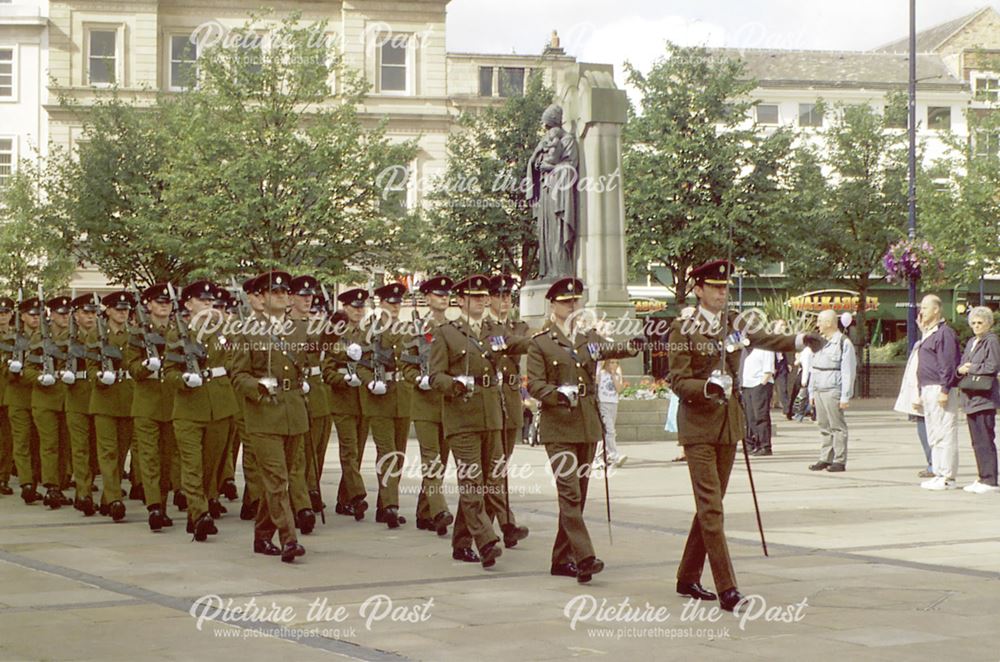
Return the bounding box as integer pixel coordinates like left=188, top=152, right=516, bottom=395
left=712, top=48, right=965, bottom=91
left=874, top=6, right=996, bottom=53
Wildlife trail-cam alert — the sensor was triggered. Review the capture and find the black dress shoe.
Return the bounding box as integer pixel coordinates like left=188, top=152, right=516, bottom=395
left=375, top=508, right=385, bottom=523
left=296, top=509, right=316, bottom=535
left=281, top=542, right=306, bottom=563
left=550, top=562, right=578, bottom=578
left=239, top=500, right=258, bottom=521
left=208, top=498, right=227, bottom=519
left=577, top=556, right=604, bottom=583
left=221, top=479, right=239, bottom=501
left=21, top=483, right=40, bottom=505
left=99, top=502, right=110, bottom=517
left=827, top=463, right=846, bottom=472
left=46, top=488, right=67, bottom=510
left=109, top=500, right=126, bottom=522
left=129, top=484, right=145, bottom=502
left=452, top=547, right=480, bottom=563
left=502, top=524, right=529, bottom=548
left=0, top=481, right=13, bottom=495
left=433, top=511, right=454, bottom=537
left=720, top=588, right=745, bottom=612
left=309, top=490, right=325, bottom=513
left=148, top=508, right=166, bottom=531
left=480, top=540, right=502, bottom=568
left=192, top=513, right=214, bottom=542
left=808, top=462, right=831, bottom=471
left=79, top=497, right=96, bottom=517
left=676, top=582, right=718, bottom=600
left=174, top=491, right=188, bottom=511
left=161, top=510, right=174, bottom=527
left=254, top=539, right=282, bottom=556
left=415, top=517, right=433, bottom=531
left=351, top=498, right=368, bottom=521
left=384, top=506, right=401, bottom=529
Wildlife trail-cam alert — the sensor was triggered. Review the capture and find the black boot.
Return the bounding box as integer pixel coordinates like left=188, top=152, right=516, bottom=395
left=78, top=496, right=96, bottom=517
left=220, top=479, right=238, bottom=501
left=351, top=497, right=368, bottom=522
left=148, top=506, right=166, bottom=532
left=21, top=483, right=40, bottom=505
left=109, top=500, right=126, bottom=522
left=192, top=513, right=214, bottom=542
left=309, top=490, right=325, bottom=513
left=208, top=498, right=226, bottom=520
left=296, top=509, right=316, bottom=535
left=173, top=491, right=188, bottom=511
left=239, top=499, right=258, bottom=521
left=0, top=481, right=13, bottom=495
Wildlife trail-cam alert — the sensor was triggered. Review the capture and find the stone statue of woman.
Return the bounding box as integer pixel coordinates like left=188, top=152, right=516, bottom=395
left=527, top=104, right=579, bottom=279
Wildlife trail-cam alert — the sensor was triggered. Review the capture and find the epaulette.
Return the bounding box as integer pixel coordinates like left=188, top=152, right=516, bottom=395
left=531, top=328, right=547, bottom=339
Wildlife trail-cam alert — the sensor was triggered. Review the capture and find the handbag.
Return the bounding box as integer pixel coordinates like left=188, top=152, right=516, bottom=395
left=958, top=374, right=995, bottom=393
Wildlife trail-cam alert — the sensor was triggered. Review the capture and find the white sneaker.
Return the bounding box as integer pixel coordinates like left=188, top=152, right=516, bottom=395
left=920, top=476, right=942, bottom=489
left=967, top=482, right=1000, bottom=494
left=923, top=476, right=956, bottom=491
left=963, top=480, right=982, bottom=493
left=614, top=455, right=628, bottom=468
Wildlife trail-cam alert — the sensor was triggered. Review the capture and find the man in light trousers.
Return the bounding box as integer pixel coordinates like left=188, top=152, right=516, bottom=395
left=808, top=310, right=856, bottom=472
left=916, top=295, right=962, bottom=490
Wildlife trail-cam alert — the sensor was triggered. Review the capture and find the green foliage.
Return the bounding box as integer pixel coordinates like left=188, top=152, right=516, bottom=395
left=421, top=73, right=552, bottom=282
left=868, top=338, right=906, bottom=363
left=622, top=43, right=796, bottom=304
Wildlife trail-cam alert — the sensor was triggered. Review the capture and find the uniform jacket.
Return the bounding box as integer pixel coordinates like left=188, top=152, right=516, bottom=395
left=357, top=316, right=411, bottom=420
left=86, top=324, right=134, bottom=418
left=25, top=327, right=67, bottom=412
left=126, top=320, right=176, bottom=422
left=166, top=324, right=239, bottom=423
left=403, top=315, right=446, bottom=424
left=322, top=322, right=364, bottom=417
left=2, top=327, right=36, bottom=409
left=294, top=313, right=334, bottom=420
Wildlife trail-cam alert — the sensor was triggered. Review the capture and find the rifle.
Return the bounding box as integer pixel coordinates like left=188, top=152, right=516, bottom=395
left=92, top=293, right=122, bottom=378
left=164, top=283, right=206, bottom=375
left=129, top=285, right=165, bottom=368
left=32, top=284, right=65, bottom=378
left=2, top=289, right=31, bottom=363
left=365, top=283, right=389, bottom=386
left=401, top=286, right=432, bottom=380
left=230, top=277, right=249, bottom=323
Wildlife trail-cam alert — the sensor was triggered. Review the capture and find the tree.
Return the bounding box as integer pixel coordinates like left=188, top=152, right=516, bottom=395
left=622, top=43, right=796, bottom=305
left=420, top=73, right=552, bottom=283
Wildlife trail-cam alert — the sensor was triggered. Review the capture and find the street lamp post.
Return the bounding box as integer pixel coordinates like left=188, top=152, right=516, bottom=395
left=907, top=0, right=918, bottom=351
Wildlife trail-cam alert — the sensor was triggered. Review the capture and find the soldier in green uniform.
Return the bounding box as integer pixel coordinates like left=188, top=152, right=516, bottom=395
left=167, top=281, right=237, bottom=541
left=25, top=295, right=74, bottom=509
left=290, top=275, right=332, bottom=519
left=234, top=276, right=266, bottom=520
left=482, top=274, right=531, bottom=548
left=322, top=287, right=370, bottom=520
left=667, top=259, right=823, bottom=611
left=6, top=298, right=43, bottom=504
left=428, top=274, right=507, bottom=569
left=212, top=287, right=241, bottom=504
left=127, top=284, right=176, bottom=531
left=358, top=282, right=412, bottom=529
left=404, top=275, right=454, bottom=536
left=88, top=291, right=135, bottom=521
left=0, top=297, right=14, bottom=495
left=231, top=270, right=308, bottom=562
left=64, top=294, right=99, bottom=515
left=526, top=277, right=641, bottom=583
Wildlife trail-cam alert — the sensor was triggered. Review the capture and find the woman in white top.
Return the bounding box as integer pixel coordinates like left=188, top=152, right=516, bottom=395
left=595, top=359, right=626, bottom=468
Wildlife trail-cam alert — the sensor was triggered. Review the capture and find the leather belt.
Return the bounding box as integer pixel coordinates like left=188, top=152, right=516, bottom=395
left=74, top=371, right=88, bottom=380
left=473, top=374, right=501, bottom=388
left=561, top=383, right=591, bottom=397
left=383, top=371, right=403, bottom=382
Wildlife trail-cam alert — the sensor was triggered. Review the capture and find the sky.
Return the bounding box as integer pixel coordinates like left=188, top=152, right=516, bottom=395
left=446, top=0, right=1000, bottom=86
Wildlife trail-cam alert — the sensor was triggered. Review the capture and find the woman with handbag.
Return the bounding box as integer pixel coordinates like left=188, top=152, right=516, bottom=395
left=956, top=306, right=1000, bottom=494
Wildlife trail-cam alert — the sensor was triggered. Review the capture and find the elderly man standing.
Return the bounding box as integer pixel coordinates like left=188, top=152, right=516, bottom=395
left=917, top=295, right=963, bottom=490
left=807, top=310, right=857, bottom=473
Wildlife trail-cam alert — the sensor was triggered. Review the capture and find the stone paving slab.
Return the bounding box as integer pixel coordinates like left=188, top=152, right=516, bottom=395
left=2, top=408, right=999, bottom=660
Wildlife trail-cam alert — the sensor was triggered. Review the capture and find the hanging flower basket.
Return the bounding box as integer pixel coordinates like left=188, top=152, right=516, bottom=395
left=882, top=239, right=943, bottom=284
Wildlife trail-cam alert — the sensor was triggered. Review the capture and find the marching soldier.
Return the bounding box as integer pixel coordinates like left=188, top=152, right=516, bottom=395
left=88, top=291, right=136, bottom=521
left=127, top=284, right=177, bottom=531
left=212, top=287, right=240, bottom=503
left=234, top=276, right=265, bottom=520
left=404, top=275, right=454, bottom=536
left=482, top=274, right=530, bottom=547
left=6, top=297, right=43, bottom=504
left=167, top=281, right=237, bottom=541
left=667, top=259, right=822, bottom=611
left=25, top=295, right=74, bottom=509
left=428, top=275, right=507, bottom=569
left=230, top=270, right=308, bottom=562
left=0, top=297, right=14, bottom=495
left=64, top=294, right=99, bottom=515
left=322, top=287, right=370, bottom=520
left=290, top=275, right=332, bottom=519
left=358, top=282, right=412, bottom=529
left=526, top=277, right=641, bottom=583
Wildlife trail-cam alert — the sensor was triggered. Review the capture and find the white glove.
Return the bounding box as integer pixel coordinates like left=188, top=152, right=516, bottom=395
left=345, top=372, right=362, bottom=388
left=418, top=374, right=432, bottom=391
left=302, top=381, right=311, bottom=394
left=37, top=373, right=57, bottom=387
left=60, top=370, right=76, bottom=385
left=99, top=371, right=116, bottom=386
left=182, top=372, right=203, bottom=388
left=8, top=359, right=22, bottom=374
left=453, top=375, right=475, bottom=394
left=367, top=380, right=387, bottom=395
left=142, top=357, right=161, bottom=372
left=346, top=343, right=363, bottom=362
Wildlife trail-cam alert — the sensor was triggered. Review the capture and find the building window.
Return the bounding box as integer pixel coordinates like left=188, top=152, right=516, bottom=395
left=379, top=39, right=408, bottom=93
left=0, top=48, right=13, bottom=99
left=498, top=67, right=524, bottom=97
left=975, top=130, right=999, bottom=157
left=0, top=137, right=13, bottom=190
left=798, top=103, right=823, bottom=127
left=478, top=66, right=493, bottom=96
left=169, top=35, right=198, bottom=90
left=755, top=104, right=779, bottom=125
left=88, top=29, right=118, bottom=85
left=975, top=76, right=999, bottom=102
left=927, top=106, right=951, bottom=130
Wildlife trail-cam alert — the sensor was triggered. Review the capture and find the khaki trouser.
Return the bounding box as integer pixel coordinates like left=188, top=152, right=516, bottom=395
left=287, top=433, right=309, bottom=514
left=133, top=417, right=176, bottom=509
left=414, top=420, right=450, bottom=521
left=545, top=442, right=596, bottom=566
left=66, top=412, right=95, bottom=497
left=34, top=408, right=71, bottom=489
left=94, top=415, right=132, bottom=507
left=369, top=415, right=409, bottom=510
left=334, top=414, right=368, bottom=506
left=9, top=405, right=40, bottom=487
left=305, top=414, right=333, bottom=491
left=449, top=430, right=502, bottom=552
left=0, top=406, right=13, bottom=483
left=814, top=389, right=848, bottom=465
left=677, top=442, right=738, bottom=593
left=233, top=413, right=261, bottom=506
left=485, top=424, right=518, bottom=529
left=248, top=432, right=299, bottom=547
left=172, top=417, right=230, bottom=522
